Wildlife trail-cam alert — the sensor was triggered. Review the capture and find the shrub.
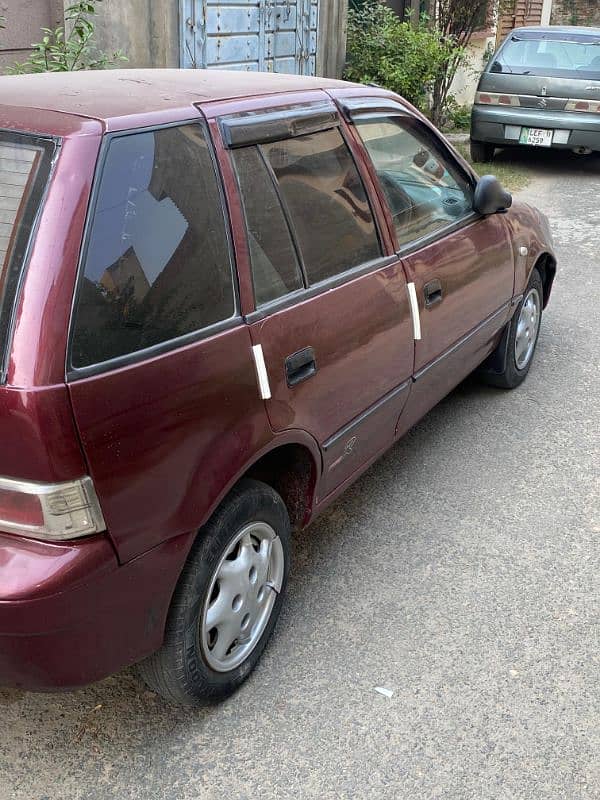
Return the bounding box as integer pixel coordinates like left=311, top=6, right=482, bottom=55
left=447, top=101, right=472, bottom=131
left=10, top=1, right=126, bottom=74
left=344, top=0, right=454, bottom=114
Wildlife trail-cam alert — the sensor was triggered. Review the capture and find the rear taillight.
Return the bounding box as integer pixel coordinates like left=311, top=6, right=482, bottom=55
left=0, top=476, right=106, bottom=541
left=475, top=92, right=521, bottom=107
left=565, top=99, right=600, bottom=113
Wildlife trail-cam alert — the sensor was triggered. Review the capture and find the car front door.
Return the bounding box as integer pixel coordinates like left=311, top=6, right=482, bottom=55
left=346, top=98, right=515, bottom=425
left=215, top=100, right=415, bottom=499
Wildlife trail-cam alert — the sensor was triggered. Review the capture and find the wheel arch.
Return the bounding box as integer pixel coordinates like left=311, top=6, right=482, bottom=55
left=199, top=432, right=322, bottom=537
left=530, top=251, right=556, bottom=309
left=150, top=435, right=321, bottom=653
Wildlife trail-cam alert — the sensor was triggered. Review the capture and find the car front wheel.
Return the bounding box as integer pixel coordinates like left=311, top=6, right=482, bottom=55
left=482, top=268, right=543, bottom=389
left=138, top=479, right=291, bottom=705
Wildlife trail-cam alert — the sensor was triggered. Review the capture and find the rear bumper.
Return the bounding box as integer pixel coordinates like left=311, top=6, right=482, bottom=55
left=0, top=530, right=194, bottom=690
left=471, top=105, right=600, bottom=151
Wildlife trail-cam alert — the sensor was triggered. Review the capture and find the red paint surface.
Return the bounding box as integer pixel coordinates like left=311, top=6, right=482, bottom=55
left=0, top=72, right=555, bottom=691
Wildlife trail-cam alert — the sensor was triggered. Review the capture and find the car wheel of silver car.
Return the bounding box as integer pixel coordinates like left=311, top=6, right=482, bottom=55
left=481, top=267, right=543, bottom=390
left=470, top=140, right=495, bottom=163
left=138, top=479, right=291, bottom=705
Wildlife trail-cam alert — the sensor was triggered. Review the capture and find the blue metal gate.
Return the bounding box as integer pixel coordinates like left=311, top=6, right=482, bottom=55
left=180, top=0, right=319, bottom=74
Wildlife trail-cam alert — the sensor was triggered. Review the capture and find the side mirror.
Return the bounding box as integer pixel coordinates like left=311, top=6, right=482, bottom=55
left=473, top=175, right=512, bottom=215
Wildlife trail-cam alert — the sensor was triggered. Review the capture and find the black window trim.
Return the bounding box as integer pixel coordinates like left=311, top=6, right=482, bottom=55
left=219, top=101, right=340, bottom=149
left=66, top=117, right=240, bottom=382
left=343, top=98, right=489, bottom=256
left=0, top=129, right=61, bottom=384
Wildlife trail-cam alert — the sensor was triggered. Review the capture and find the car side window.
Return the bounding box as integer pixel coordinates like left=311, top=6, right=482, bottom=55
left=231, top=146, right=304, bottom=306
left=354, top=116, right=474, bottom=248
left=70, top=123, right=234, bottom=369
left=261, top=128, right=382, bottom=285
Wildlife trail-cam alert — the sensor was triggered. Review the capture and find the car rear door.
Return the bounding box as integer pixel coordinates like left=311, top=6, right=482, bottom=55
left=343, top=96, right=515, bottom=423
left=67, top=120, right=271, bottom=562
left=212, top=98, right=415, bottom=499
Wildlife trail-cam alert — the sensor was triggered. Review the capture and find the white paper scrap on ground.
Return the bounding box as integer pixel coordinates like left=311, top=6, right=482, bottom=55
left=374, top=687, right=394, bottom=698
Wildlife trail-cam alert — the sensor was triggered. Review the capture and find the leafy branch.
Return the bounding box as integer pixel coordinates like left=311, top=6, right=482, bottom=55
left=430, top=0, right=491, bottom=126
left=10, top=1, right=126, bottom=74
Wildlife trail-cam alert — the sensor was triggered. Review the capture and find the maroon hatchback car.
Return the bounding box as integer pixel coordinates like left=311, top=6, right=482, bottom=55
left=0, top=70, right=555, bottom=704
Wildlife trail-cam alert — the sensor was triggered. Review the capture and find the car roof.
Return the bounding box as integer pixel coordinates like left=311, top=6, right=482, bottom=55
left=512, top=24, right=600, bottom=36
left=0, top=69, right=349, bottom=133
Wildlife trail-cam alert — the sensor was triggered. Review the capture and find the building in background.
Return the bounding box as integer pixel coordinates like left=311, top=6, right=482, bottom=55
left=0, top=1, right=348, bottom=77
left=84, top=0, right=348, bottom=77
left=1, top=0, right=598, bottom=87
left=497, top=0, right=552, bottom=45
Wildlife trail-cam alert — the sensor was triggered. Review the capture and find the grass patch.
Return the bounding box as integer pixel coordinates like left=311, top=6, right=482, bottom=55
left=454, top=142, right=534, bottom=194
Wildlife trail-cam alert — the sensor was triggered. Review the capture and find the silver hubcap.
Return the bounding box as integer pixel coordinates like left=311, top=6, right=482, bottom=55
left=514, top=287, right=541, bottom=370
left=200, top=522, right=284, bottom=672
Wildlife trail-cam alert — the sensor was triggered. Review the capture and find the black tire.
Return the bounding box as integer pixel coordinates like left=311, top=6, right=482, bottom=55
left=482, top=268, right=543, bottom=389
left=470, top=139, right=495, bottom=163
left=138, top=479, right=291, bottom=705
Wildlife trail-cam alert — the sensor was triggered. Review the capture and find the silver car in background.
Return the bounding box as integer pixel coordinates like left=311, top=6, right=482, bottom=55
left=471, top=26, right=600, bottom=161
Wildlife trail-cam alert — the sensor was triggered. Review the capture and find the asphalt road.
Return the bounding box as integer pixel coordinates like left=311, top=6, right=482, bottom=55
left=1, top=148, right=599, bottom=800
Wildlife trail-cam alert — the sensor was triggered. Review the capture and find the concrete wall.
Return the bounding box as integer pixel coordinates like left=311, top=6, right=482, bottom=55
left=317, top=0, right=348, bottom=78
left=551, top=0, right=600, bottom=26
left=451, top=33, right=496, bottom=106
left=0, top=0, right=63, bottom=72
left=80, top=0, right=179, bottom=68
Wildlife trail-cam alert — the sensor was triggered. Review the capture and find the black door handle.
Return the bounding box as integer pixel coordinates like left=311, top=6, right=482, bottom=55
left=424, top=279, right=443, bottom=307
left=285, top=347, right=317, bottom=387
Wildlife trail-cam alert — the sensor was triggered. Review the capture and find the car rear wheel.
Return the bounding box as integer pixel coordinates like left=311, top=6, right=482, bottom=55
left=481, top=268, right=543, bottom=390
left=138, top=479, right=291, bottom=705
left=470, top=140, right=495, bottom=163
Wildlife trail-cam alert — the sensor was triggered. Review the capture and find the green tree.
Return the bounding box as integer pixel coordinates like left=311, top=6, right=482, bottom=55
left=344, top=0, right=454, bottom=114
left=11, top=1, right=126, bottom=74
left=430, top=0, right=490, bottom=125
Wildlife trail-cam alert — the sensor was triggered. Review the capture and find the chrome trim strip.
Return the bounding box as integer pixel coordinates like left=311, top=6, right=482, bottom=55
left=252, top=344, right=271, bottom=400
left=322, top=379, right=410, bottom=452
left=414, top=302, right=510, bottom=381
left=407, top=282, right=421, bottom=341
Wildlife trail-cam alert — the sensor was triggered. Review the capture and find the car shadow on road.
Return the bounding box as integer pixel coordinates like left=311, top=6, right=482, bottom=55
left=493, top=145, right=600, bottom=177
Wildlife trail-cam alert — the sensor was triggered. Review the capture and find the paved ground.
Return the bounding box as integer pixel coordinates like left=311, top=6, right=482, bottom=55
left=1, top=148, right=599, bottom=800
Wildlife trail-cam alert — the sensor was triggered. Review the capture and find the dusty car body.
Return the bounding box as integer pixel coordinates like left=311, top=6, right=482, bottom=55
left=471, top=25, right=600, bottom=160
left=0, top=70, right=555, bottom=703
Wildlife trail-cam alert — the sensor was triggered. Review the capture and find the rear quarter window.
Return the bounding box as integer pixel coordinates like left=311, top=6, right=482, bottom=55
left=70, top=123, right=235, bottom=370
left=0, top=132, right=55, bottom=381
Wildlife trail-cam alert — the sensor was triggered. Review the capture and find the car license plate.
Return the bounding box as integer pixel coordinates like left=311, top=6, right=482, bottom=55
left=519, top=127, right=553, bottom=147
